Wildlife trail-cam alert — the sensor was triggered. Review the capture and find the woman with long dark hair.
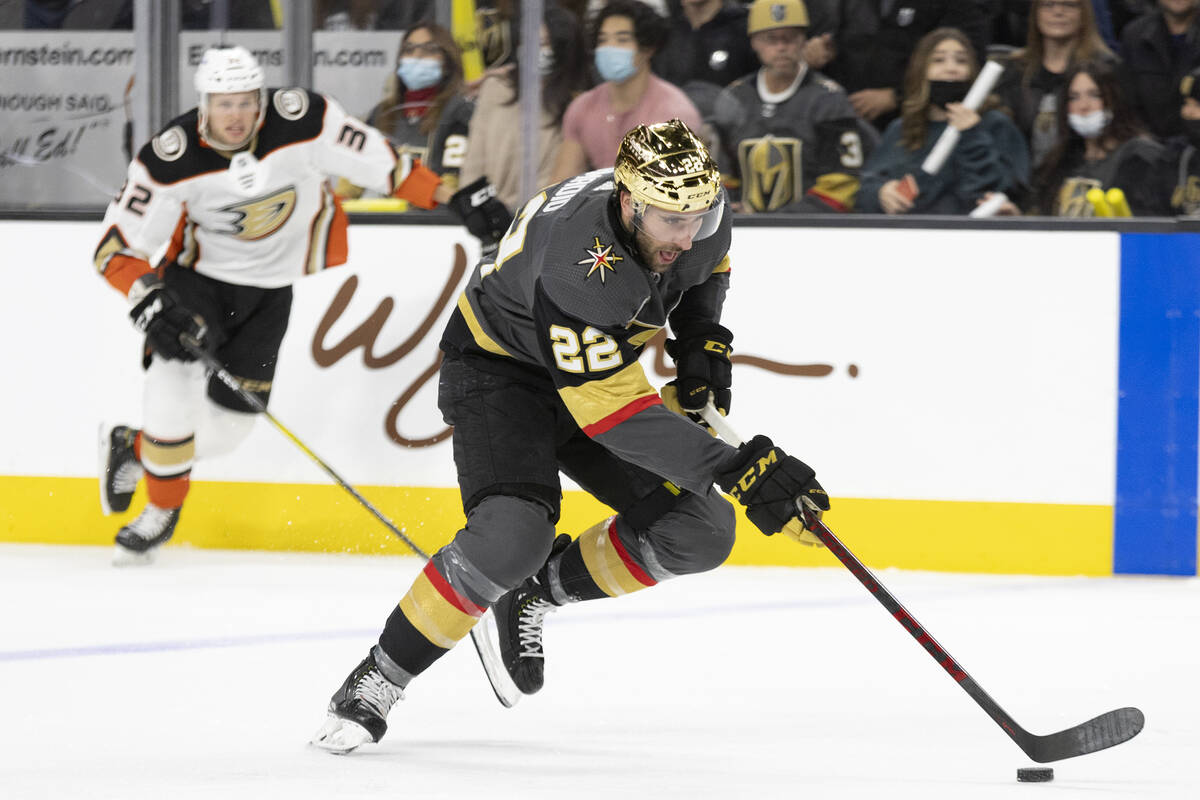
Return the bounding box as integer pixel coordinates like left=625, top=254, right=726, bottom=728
left=461, top=3, right=592, bottom=211
left=1031, top=58, right=1167, bottom=215
left=857, top=28, right=1030, bottom=215
left=994, top=0, right=1117, bottom=168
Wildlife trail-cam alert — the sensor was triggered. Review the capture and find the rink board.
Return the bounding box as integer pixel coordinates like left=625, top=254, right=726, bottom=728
left=0, top=220, right=1193, bottom=575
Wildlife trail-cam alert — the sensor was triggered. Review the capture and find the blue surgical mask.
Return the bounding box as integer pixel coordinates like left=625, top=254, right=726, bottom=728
left=397, top=57, right=443, bottom=90
left=594, top=46, right=637, bottom=83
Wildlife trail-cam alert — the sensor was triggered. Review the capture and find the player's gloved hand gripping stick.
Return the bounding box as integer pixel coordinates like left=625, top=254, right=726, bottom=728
left=700, top=401, right=1144, bottom=763
left=178, top=333, right=523, bottom=708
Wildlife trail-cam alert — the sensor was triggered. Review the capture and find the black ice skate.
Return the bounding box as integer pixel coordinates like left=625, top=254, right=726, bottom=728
left=311, top=649, right=405, bottom=754
left=112, top=505, right=180, bottom=566
left=99, top=424, right=143, bottom=515
left=494, top=581, right=559, bottom=695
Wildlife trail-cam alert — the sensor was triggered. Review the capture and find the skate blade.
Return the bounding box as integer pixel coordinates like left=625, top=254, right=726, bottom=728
left=310, top=715, right=373, bottom=754
left=112, top=545, right=156, bottom=568
left=471, top=610, right=523, bottom=709
left=98, top=422, right=114, bottom=516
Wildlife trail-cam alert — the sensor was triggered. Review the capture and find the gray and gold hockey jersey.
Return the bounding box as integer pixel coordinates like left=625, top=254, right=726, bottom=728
left=440, top=169, right=738, bottom=495
left=712, top=67, right=866, bottom=213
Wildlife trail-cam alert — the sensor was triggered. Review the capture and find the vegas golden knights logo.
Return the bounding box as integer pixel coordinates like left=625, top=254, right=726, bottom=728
left=738, top=136, right=802, bottom=212
left=218, top=187, right=298, bottom=241
left=475, top=9, right=512, bottom=69
left=1056, top=177, right=1101, bottom=218
left=1172, top=175, right=1200, bottom=216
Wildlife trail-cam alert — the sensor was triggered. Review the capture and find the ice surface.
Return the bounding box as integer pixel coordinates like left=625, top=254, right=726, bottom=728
left=1, top=544, right=1195, bottom=799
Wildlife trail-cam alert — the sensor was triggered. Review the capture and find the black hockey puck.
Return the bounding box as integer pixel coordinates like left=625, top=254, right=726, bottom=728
left=1017, top=767, right=1054, bottom=782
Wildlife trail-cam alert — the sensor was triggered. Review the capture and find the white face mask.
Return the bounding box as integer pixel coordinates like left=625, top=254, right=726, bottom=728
left=1068, top=109, right=1112, bottom=139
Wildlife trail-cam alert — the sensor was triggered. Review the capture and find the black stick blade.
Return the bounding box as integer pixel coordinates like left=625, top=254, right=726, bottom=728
left=1026, top=707, right=1145, bottom=763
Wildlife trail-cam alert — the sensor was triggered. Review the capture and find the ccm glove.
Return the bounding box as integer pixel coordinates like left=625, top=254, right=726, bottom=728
left=665, top=323, right=733, bottom=414
left=713, top=435, right=830, bottom=538
left=129, top=284, right=208, bottom=362
left=448, top=177, right=513, bottom=257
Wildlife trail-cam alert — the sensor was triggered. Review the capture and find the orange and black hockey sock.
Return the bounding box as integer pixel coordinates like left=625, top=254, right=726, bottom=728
left=140, top=432, right=193, bottom=508
left=377, top=558, right=487, bottom=682
left=549, top=517, right=658, bottom=602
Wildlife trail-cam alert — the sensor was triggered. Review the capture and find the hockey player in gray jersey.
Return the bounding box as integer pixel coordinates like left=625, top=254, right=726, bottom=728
left=311, top=119, right=830, bottom=754
left=711, top=0, right=867, bottom=213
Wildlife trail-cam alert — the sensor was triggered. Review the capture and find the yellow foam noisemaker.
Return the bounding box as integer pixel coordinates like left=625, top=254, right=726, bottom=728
left=1106, top=187, right=1132, bottom=217
left=1087, top=187, right=1113, bottom=217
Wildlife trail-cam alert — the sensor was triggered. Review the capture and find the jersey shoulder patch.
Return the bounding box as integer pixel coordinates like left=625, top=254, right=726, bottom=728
left=137, top=109, right=227, bottom=185
left=257, top=88, right=327, bottom=156
left=538, top=200, right=649, bottom=330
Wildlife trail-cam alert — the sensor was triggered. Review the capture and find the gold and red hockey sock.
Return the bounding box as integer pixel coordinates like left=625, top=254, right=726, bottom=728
left=378, top=560, right=486, bottom=679
left=556, top=516, right=658, bottom=601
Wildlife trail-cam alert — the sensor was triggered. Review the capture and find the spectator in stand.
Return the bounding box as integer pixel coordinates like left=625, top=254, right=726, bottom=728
left=315, top=0, right=436, bottom=30
left=1120, top=0, right=1200, bottom=139
left=461, top=3, right=592, bottom=212
left=711, top=0, right=869, bottom=213
left=1112, top=0, right=1156, bottom=36
left=814, top=0, right=993, bottom=131
left=359, top=23, right=475, bottom=195
left=551, top=0, right=702, bottom=181
left=1158, top=65, right=1200, bottom=214
left=990, top=1, right=1119, bottom=50
left=653, top=1, right=760, bottom=93
left=857, top=27, right=1030, bottom=214
left=994, top=0, right=1117, bottom=169
left=1030, top=59, right=1167, bottom=214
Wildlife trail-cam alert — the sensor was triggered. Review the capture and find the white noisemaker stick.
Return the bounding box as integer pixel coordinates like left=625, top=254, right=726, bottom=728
left=920, top=60, right=1004, bottom=175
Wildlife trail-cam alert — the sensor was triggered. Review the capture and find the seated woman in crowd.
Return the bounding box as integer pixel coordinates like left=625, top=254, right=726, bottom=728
left=857, top=28, right=1030, bottom=215
left=460, top=4, right=591, bottom=213
left=350, top=22, right=474, bottom=196
left=1030, top=58, right=1167, bottom=216
left=994, top=0, right=1117, bottom=169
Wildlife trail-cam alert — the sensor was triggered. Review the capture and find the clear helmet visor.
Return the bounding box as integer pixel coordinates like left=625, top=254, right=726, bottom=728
left=632, top=195, right=725, bottom=247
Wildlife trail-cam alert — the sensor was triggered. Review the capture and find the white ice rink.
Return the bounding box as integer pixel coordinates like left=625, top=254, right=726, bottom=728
left=1, top=543, right=1195, bottom=799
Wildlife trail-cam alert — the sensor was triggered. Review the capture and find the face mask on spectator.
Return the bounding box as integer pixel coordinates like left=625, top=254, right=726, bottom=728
left=397, top=58, right=443, bottom=90
left=595, top=46, right=637, bottom=83
left=1068, top=109, right=1112, bottom=139
left=539, top=46, right=555, bottom=76
left=927, top=80, right=970, bottom=109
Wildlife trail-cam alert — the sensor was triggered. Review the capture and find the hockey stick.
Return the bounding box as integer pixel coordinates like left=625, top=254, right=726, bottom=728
left=699, top=403, right=1144, bottom=763
left=179, top=333, right=523, bottom=708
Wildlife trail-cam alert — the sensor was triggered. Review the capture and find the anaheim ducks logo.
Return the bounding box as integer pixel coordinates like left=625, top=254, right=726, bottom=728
left=738, top=135, right=802, bottom=213
left=218, top=186, right=298, bottom=240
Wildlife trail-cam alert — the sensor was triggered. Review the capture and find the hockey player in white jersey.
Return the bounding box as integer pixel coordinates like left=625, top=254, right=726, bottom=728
left=95, top=45, right=511, bottom=565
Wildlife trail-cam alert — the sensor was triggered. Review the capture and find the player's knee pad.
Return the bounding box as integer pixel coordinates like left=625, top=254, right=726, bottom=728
left=641, top=491, right=736, bottom=577
left=196, top=403, right=257, bottom=459
left=451, top=494, right=557, bottom=594
left=143, top=358, right=206, bottom=439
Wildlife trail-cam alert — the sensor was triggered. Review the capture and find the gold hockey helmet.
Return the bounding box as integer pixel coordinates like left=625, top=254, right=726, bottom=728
left=747, top=0, right=810, bottom=35
left=614, top=119, right=721, bottom=214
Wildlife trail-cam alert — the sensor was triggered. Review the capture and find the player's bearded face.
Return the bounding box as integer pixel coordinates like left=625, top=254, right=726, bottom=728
left=632, top=205, right=705, bottom=273
left=206, top=90, right=261, bottom=149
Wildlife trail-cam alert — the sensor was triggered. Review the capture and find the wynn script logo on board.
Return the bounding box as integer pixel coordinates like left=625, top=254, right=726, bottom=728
left=312, top=244, right=856, bottom=448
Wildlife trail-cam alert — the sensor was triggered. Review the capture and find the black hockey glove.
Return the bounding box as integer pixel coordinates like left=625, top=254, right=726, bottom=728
left=448, top=177, right=513, bottom=257
left=129, top=284, right=208, bottom=362
left=665, top=323, right=733, bottom=415
left=713, top=435, right=830, bottom=537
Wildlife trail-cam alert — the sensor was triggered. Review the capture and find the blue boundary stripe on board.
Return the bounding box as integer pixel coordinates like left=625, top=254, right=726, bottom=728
left=1114, top=233, right=1200, bottom=576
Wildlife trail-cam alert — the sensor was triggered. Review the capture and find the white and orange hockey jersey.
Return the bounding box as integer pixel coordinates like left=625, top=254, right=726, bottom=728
left=94, top=87, right=441, bottom=296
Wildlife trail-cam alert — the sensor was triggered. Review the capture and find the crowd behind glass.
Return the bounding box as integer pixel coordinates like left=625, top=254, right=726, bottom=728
left=15, top=0, right=1200, bottom=218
